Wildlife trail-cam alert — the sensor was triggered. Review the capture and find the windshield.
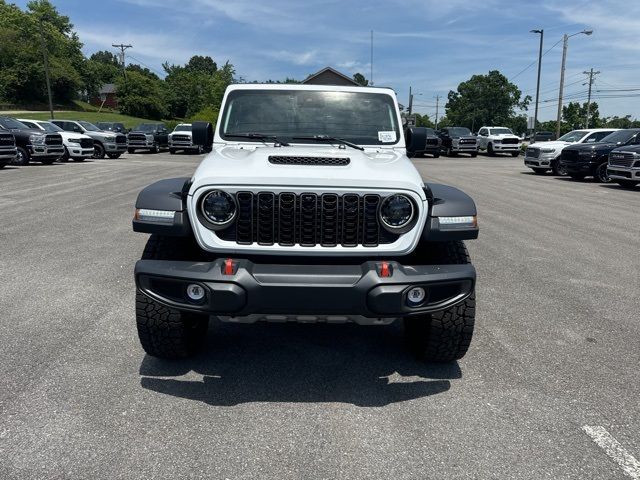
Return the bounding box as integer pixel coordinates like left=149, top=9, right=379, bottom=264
left=449, top=127, right=471, bottom=137
left=79, top=121, right=101, bottom=132
left=38, top=121, right=63, bottom=133
left=600, top=130, right=638, bottom=144
left=0, top=117, right=29, bottom=129
left=558, top=130, right=588, bottom=142
left=220, top=89, right=400, bottom=146
left=490, top=128, right=513, bottom=135
left=173, top=125, right=191, bottom=132
left=134, top=124, right=159, bottom=132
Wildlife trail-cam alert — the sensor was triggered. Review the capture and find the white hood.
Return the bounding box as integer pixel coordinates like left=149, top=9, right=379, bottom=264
left=190, top=145, right=426, bottom=199
left=58, top=132, right=92, bottom=142
left=528, top=140, right=572, bottom=149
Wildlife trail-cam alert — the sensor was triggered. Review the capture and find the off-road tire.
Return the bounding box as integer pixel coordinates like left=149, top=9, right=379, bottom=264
left=616, top=180, right=639, bottom=188
left=135, top=235, right=209, bottom=359
left=404, top=241, right=476, bottom=363
left=92, top=143, right=105, bottom=159
left=14, top=146, right=29, bottom=166
left=532, top=168, right=547, bottom=175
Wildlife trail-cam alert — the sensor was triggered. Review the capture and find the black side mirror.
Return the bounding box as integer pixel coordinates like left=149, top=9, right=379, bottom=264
left=192, top=121, right=214, bottom=151
left=405, top=127, right=427, bottom=152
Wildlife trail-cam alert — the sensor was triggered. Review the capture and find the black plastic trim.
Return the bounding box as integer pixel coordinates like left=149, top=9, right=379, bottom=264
left=133, top=177, right=192, bottom=236
left=421, top=183, right=479, bottom=241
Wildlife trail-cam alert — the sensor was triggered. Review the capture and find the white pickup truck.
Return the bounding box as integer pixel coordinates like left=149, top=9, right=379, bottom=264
left=524, top=128, right=617, bottom=175
left=476, top=126, right=521, bottom=156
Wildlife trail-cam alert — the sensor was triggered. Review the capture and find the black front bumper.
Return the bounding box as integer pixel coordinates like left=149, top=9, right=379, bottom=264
left=135, top=259, right=476, bottom=318
left=562, top=160, right=596, bottom=175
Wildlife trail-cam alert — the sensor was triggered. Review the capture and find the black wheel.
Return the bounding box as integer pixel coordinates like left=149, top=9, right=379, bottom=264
left=446, top=147, right=457, bottom=157
left=569, top=174, right=586, bottom=180
left=511, top=151, right=519, bottom=157
left=551, top=160, right=567, bottom=176
left=432, top=151, right=440, bottom=158
left=106, top=153, right=121, bottom=159
left=135, top=235, right=209, bottom=359
left=169, top=148, right=176, bottom=155
left=595, top=163, right=610, bottom=183
left=60, top=146, right=70, bottom=162
left=403, top=241, right=476, bottom=363
left=616, top=180, right=639, bottom=188
left=151, top=144, right=159, bottom=153
left=128, top=148, right=136, bottom=154
left=532, top=168, right=547, bottom=175
left=92, top=143, right=105, bottom=159
left=470, top=152, right=477, bottom=157
left=14, top=146, right=29, bottom=166
left=487, top=143, right=495, bottom=156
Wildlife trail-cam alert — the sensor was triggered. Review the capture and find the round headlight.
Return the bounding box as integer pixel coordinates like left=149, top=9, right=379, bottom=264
left=200, top=190, right=236, bottom=226
left=379, top=194, right=414, bottom=230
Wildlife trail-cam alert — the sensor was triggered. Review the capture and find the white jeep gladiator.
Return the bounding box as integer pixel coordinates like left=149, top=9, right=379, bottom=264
left=132, top=84, right=479, bottom=362
left=524, top=128, right=617, bottom=175
left=476, top=126, right=521, bottom=156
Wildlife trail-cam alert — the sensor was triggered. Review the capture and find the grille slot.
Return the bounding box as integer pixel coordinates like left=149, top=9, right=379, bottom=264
left=609, top=153, right=635, bottom=168
left=45, top=134, right=62, bottom=145
left=269, top=156, right=350, bottom=166
left=526, top=147, right=540, bottom=158
left=0, top=134, right=14, bottom=146
left=172, top=135, right=191, bottom=142
left=501, top=138, right=519, bottom=145
left=218, top=192, right=398, bottom=247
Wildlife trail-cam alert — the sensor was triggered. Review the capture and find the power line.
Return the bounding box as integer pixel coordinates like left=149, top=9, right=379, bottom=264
left=509, top=36, right=565, bottom=81
left=112, top=43, right=132, bottom=79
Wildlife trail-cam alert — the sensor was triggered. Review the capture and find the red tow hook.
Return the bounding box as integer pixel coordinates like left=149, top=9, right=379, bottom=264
left=223, top=258, right=235, bottom=276
left=379, top=261, right=392, bottom=278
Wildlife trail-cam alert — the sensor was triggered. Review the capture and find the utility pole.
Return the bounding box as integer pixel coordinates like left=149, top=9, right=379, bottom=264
left=530, top=29, right=544, bottom=135
left=370, top=30, right=374, bottom=86
left=555, top=34, right=568, bottom=139
left=112, top=43, right=132, bottom=79
left=583, top=68, right=600, bottom=128
left=408, top=86, right=413, bottom=115
left=434, top=95, right=440, bottom=129
left=39, top=17, right=54, bottom=119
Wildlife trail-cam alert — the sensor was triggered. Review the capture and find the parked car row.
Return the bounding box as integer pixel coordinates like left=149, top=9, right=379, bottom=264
left=524, top=128, right=640, bottom=188
left=0, top=117, right=201, bottom=166
left=406, top=125, right=523, bottom=158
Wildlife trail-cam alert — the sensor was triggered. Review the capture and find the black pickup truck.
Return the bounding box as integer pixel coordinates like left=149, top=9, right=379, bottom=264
left=127, top=123, right=169, bottom=153
left=437, top=127, right=478, bottom=157
left=0, top=117, right=64, bottom=165
left=405, top=127, right=441, bottom=157
left=0, top=128, right=17, bottom=168
left=560, top=129, right=640, bottom=182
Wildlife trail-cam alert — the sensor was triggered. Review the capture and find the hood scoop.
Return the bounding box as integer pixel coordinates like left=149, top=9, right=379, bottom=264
left=268, top=155, right=350, bottom=166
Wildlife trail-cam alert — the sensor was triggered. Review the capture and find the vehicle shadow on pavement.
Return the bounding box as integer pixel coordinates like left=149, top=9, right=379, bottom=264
left=139, top=321, right=461, bottom=407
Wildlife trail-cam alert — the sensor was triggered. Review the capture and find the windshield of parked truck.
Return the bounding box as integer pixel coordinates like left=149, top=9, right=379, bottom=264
left=220, top=89, right=401, bottom=146
left=558, top=130, right=588, bottom=142
left=600, top=129, right=639, bottom=144
left=449, top=127, right=471, bottom=137
left=79, top=121, right=101, bottom=132
left=0, top=117, right=29, bottom=130
left=37, top=121, right=64, bottom=133
left=173, top=125, right=191, bottom=132
left=134, top=124, right=159, bottom=132
left=489, top=128, right=513, bottom=135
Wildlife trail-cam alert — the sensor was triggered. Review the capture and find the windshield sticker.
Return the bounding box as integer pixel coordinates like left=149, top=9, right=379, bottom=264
left=378, top=131, right=396, bottom=143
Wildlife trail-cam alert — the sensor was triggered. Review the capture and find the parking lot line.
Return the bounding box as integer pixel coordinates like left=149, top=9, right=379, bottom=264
left=582, top=425, right=640, bottom=479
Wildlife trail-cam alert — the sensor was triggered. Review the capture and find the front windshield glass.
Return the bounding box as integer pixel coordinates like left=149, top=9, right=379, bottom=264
left=174, top=125, right=191, bottom=132
left=449, top=127, right=471, bottom=137
left=0, top=117, right=29, bottom=129
left=220, top=89, right=400, bottom=145
left=490, top=128, right=513, bottom=135
left=558, top=130, right=588, bottom=142
left=135, top=124, right=158, bottom=132
left=600, top=130, right=638, bottom=144
left=79, top=121, right=100, bottom=132
left=38, top=121, right=63, bottom=133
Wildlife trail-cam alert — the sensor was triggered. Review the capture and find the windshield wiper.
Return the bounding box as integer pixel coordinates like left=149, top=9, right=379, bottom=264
left=292, top=135, right=364, bottom=151
left=226, top=133, right=290, bottom=146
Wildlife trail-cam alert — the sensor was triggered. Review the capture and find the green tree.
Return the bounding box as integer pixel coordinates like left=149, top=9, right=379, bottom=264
left=562, top=101, right=601, bottom=129
left=115, top=70, right=166, bottom=119
left=505, top=115, right=528, bottom=136
left=353, top=72, right=369, bottom=86
left=445, top=70, right=531, bottom=130
left=90, top=50, right=120, bottom=67
left=414, top=113, right=434, bottom=128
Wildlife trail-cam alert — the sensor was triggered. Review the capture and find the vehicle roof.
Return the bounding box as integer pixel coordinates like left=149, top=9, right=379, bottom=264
left=480, top=126, right=513, bottom=129
left=227, top=83, right=396, bottom=95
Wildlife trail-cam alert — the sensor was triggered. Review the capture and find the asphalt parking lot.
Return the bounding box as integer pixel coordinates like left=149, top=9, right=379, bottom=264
left=0, top=152, right=639, bottom=479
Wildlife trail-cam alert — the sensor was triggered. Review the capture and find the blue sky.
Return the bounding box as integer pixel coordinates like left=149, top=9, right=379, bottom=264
left=16, top=0, right=640, bottom=121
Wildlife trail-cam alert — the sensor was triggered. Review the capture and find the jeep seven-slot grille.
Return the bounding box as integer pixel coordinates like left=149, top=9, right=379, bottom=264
left=45, top=134, right=62, bottom=145
left=217, top=192, right=400, bottom=247
left=80, top=138, right=94, bottom=148
left=268, top=156, right=350, bottom=166
left=0, top=134, right=14, bottom=146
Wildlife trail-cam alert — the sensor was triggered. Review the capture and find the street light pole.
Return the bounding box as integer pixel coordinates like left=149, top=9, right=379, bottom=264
left=555, top=30, right=593, bottom=138
left=39, top=17, right=54, bottom=119
left=530, top=29, right=544, bottom=135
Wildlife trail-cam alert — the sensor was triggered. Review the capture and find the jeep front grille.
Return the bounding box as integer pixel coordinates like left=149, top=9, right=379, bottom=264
left=217, top=192, right=399, bottom=247
left=268, top=156, right=350, bottom=166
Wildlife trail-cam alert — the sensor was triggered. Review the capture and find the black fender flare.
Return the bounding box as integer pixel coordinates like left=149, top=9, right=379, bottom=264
left=421, top=183, right=479, bottom=242
left=132, top=177, right=192, bottom=236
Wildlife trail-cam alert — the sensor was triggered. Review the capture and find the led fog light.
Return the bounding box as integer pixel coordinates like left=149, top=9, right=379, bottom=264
left=407, top=287, right=426, bottom=306
left=186, top=284, right=206, bottom=302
